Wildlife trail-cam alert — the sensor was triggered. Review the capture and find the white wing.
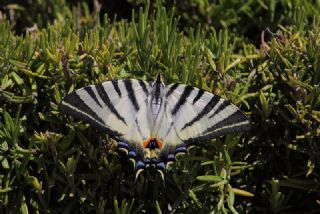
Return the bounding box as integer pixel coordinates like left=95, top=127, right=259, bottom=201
left=59, top=79, right=151, bottom=155
left=59, top=77, right=251, bottom=176
left=156, top=83, right=250, bottom=154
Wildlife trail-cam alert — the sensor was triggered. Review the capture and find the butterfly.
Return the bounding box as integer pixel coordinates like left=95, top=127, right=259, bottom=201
left=59, top=74, right=250, bottom=180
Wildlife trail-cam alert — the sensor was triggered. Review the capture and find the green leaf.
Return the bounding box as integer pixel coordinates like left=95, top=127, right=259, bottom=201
left=197, top=175, right=223, bottom=182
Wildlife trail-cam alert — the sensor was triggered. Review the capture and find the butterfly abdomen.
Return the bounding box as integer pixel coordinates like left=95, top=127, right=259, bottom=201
left=151, top=97, right=162, bottom=115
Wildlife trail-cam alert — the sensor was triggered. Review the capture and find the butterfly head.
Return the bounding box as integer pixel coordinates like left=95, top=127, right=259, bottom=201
left=155, top=73, right=163, bottom=83
left=151, top=74, right=165, bottom=97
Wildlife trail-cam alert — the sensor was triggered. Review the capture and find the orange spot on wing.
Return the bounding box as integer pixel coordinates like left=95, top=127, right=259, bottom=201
left=143, top=139, right=149, bottom=148
left=143, top=138, right=163, bottom=149
left=156, top=139, right=163, bottom=149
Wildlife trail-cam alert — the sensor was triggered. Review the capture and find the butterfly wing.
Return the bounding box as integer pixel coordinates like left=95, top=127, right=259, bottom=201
left=156, top=83, right=250, bottom=155
left=59, top=77, right=251, bottom=178
left=59, top=79, right=151, bottom=155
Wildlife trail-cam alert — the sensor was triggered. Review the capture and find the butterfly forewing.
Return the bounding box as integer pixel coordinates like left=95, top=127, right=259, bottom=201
left=162, top=83, right=250, bottom=144
left=59, top=79, right=151, bottom=149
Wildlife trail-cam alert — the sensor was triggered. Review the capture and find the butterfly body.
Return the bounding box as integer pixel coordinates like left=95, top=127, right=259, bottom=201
left=59, top=74, right=250, bottom=179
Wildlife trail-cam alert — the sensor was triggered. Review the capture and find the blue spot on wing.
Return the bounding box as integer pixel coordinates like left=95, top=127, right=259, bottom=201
left=118, top=141, right=129, bottom=149
left=175, top=146, right=187, bottom=154
left=128, top=151, right=137, bottom=158
left=167, top=154, right=175, bottom=161
left=156, top=162, right=166, bottom=171
left=136, top=161, right=145, bottom=169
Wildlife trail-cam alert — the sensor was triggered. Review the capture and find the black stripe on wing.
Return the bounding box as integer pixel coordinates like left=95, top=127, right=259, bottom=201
left=171, top=85, right=194, bottom=115
left=138, top=80, right=149, bottom=96
left=112, top=80, right=122, bottom=97
left=181, top=95, right=220, bottom=130
left=186, top=110, right=250, bottom=143
left=84, top=86, right=103, bottom=108
left=96, top=83, right=127, bottom=125
left=204, top=109, right=250, bottom=134
left=208, top=100, right=230, bottom=118
left=124, top=80, right=140, bottom=112
left=166, top=83, right=179, bottom=97
left=58, top=93, right=121, bottom=136
left=192, top=89, right=205, bottom=104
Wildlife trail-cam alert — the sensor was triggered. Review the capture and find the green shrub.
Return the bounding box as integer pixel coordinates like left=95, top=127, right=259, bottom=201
left=0, top=1, right=319, bottom=213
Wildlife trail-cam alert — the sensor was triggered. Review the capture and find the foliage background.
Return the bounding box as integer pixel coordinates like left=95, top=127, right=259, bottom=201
left=0, top=0, right=319, bottom=213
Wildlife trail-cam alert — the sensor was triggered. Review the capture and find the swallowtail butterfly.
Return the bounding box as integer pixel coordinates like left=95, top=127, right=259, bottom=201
left=59, top=74, right=250, bottom=180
